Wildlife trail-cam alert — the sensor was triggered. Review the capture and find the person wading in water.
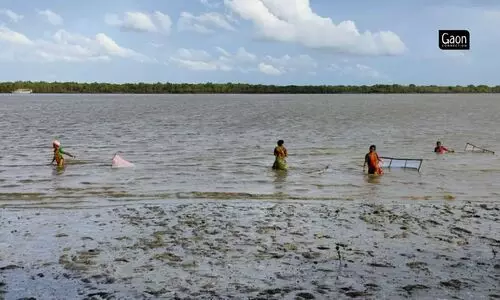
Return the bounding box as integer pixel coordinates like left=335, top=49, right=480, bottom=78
left=51, top=140, right=75, bottom=167
left=364, top=144, right=383, bottom=175
left=272, top=140, right=288, bottom=170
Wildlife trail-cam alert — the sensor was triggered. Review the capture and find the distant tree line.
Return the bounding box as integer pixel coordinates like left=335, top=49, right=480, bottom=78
left=1, top=81, right=500, bottom=94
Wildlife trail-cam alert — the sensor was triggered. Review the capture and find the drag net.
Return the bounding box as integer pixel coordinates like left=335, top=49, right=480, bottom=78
left=380, top=157, right=423, bottom=171
left=112, top=152, right=134, bottom=168
left=464, top=143, right=495, bottom=154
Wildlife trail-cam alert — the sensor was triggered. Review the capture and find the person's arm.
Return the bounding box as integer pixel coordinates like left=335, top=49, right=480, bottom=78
left=284, top=147, right=288, bottom=157
left=363, top=154, right=368, bottom=170
left=50, top=156, right=55, bottom=165
left=60, top=149, right=75, bottom=158
left=274, top=147, right=278, bottom=157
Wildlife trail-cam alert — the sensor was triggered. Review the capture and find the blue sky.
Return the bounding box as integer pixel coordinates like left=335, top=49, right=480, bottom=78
left=0, top=0, right=499, bottom=85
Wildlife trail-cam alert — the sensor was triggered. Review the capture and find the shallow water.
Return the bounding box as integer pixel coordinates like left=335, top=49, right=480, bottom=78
left=0, top=93, right=499, bottom=207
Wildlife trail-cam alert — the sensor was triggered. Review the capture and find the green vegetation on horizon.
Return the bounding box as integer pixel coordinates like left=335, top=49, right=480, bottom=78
left=2, top=81, right=500, bottom=94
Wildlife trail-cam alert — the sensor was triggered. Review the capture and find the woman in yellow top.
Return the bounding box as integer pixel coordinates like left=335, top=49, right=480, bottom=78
left=272, top=140, right=288, bottom=170
left=51, top=140, right=75, bottom=167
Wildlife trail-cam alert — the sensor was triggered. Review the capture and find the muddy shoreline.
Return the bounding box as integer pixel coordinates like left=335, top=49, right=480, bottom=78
left=1, top=200, right=499, bottom=300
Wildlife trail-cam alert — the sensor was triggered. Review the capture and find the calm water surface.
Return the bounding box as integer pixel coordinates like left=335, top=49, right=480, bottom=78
left=1, top=94, right=499, bottom=207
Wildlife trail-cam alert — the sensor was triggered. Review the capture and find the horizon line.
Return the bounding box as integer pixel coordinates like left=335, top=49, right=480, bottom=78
left=1, top=81, right=500, bottom=87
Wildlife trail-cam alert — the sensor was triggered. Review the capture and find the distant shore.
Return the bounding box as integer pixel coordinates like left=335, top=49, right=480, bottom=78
left=1, top=81, right=500, bottom=94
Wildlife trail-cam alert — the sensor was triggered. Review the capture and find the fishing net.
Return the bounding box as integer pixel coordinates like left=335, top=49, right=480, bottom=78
left=380, top=157, right=423, bottom=171
left=464, top=143, right=495, bottom=154
left=112, top=153, right=134, bottom=168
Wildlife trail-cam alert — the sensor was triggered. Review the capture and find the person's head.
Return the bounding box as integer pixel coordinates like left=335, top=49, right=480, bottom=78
left=53, top=140, right=60, bottom=149
left=277, top=140, right=284, bottom=146
left=369, top=145, right=376, bottom=152
left=436, top=141, right=441, bottom=147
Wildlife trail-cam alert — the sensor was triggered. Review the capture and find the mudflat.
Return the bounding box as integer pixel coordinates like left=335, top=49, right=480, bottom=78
left=1, top=200, right=499, bottom=299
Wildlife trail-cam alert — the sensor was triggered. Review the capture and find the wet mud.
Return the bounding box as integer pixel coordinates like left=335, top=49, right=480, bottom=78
left=0, top=200, right=499, bottom=299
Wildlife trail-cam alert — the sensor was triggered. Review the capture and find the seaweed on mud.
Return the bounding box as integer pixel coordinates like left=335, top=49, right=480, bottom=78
left=135, top=231, right=168, bottom=249
left=402, top=284, right=430, bottom=295
left=295, top=292, right=316, bottom=299
left=440, top=279, right=468, bottom=290
left=340, top=287, right=372, bottom=298
left=58, top=249, right=100, bottom=271
left=450, top=226, right=472, bottom=236
left=153, top=252, right=182, bottom=262
left=2, top=201, right=499, bottom=299
left=83, top=292, right=115, bottom=300
left=0, top=265, right=21, bottom=271
left=145, top=288, right=168, bottom=297
left=368, top=262, right=395, bottom=268
left=406, top=261, right=430, bottom=273
left=0, top=281, right=5, bottom=298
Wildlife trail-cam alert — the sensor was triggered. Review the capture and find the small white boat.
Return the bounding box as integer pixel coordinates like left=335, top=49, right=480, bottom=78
left=11, top=89, right=33, bottom=94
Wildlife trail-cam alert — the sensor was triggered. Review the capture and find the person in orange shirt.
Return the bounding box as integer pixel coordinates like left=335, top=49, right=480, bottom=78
left=272, top=139, right=288, bottom=170
left=364, top=145, right=383, bottom=175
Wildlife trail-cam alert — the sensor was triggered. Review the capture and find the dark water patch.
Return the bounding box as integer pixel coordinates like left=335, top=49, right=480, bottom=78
left=0, top=164, right=50, bottom=167
left=1, top=184, right=21, bottom=188
left=402, top=196, right=433, bottom=200
left=18, top=179, right=52, bottom=183
left=65, top=160, right=97, bottom=166
left=0, top=192, right=45, bottom=200
left=174, top=191, right=347, bottom=201
left=313, top=183, right=361, bottom=188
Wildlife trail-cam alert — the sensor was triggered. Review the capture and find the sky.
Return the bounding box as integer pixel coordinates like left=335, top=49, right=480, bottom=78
left=0, top=0, right=499, bottom=85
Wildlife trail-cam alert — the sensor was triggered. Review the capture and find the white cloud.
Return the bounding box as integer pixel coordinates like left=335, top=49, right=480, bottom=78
left=441, top=50, right=473, bottom=64
left=327, top=61, right=383, bottom=79
left=150, top=42, right=163, bottom=48
left=443, top=51, right=465, bottom=58
left=172, top=59, right=218, bottom=71
left=170, top=46, right=256, bottom=72
left=0, top=9, right=23, bottom=22
left=263, top=54, right=317, bottom=73
left=170, top=46, right=316, bottom=76
left=105, top=11, right=172, bottom=34
left=177, top=48, right=213, bottom=61
left=178, top=12, right=235, bottom=34
left=354, top=64, right=381, bottom=78
left=153, top=11, right=173, bottom=33
left=258, top=62, right=282, bottom=75
left=224, top=0, right=406, bottom=56
left=0, top=25, right=32, bottom=45
left=200, top=0, right=222, bottom=8
left=0, top=26, right=152, bottom=63
left=38, top=9, right=63, bottom=26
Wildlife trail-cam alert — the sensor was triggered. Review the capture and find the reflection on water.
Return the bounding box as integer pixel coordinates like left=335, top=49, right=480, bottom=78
left=364, top=174, right=382, bottom=185
left=272, top=169, right=288, bottom=189
left=0, top=94, right=499, bottom=207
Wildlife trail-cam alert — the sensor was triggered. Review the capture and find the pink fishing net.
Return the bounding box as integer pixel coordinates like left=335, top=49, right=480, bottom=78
left=112, top=153, right=134, bottom=168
